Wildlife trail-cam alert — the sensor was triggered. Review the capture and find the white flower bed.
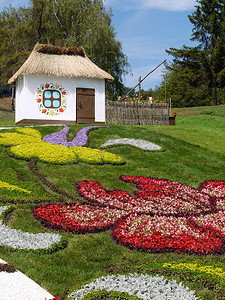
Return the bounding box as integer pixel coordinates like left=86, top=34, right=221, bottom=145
left=0, top=206, right=62, bottom=250
left=101, top=138, right=162, bottom=151
left=68, top=273, right=199, bottom=300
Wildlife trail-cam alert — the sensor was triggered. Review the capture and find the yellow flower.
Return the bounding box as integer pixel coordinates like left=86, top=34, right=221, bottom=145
left=0, top=180, right=31, bottom=194
left=50, top=110, right=55, bottom=116
left=163, top=262, right=225, bottom=278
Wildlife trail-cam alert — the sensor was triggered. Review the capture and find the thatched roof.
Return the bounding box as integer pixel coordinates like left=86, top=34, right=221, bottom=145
left=8, top=44, right=114, bottom=84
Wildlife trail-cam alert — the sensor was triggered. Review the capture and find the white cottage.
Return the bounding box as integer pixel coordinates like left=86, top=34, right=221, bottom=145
left=8, top=44, right=114, bottom=125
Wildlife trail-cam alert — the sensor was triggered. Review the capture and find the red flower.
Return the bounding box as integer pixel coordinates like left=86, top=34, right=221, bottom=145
left=37, top=98, right=42, bottom=103
left=62, top=91, right=66, bottom=95
left=45, top=84, right=50, bottom=89
left=42, top=109, right=47, bottom=113
left=33, top=177, right=225, bottom=255
left=59, top=108, right=64, bottom=113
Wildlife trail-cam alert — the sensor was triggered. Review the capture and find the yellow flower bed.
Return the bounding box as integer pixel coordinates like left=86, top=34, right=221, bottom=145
left=0, top=128, right=124, bottom=165
left=71, top=146, right=125, bottom=164
left=10, top=142, right=78, bottom=164
left=163, top=262, right=225, bottom=278
left=0, top=180, right=31, bottom=194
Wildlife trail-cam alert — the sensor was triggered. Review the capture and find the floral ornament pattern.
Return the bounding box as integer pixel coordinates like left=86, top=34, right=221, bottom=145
left=43, top=125, right=109, bottom=147
left=68, top=273, right=199, bottom=300
left=36, top=83, right=67, bottom=116
left=101, top=138, right=162, bottom=151
left=33, top=176, right=225, bottom=255
left=0, top=206, right=62, bottom=250
left=0, top=128, right=124, bottom=165
left=0, top=180, right=31, bottom=194
left=163, top=262, right=225, bottom=278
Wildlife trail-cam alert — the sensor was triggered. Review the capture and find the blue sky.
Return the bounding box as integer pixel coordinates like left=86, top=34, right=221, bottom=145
left=1, top=0, right=198, bottom=90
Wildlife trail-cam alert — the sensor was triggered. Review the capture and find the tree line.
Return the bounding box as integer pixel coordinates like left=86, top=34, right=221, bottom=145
left=0, top=0, right=129, bottom=100
left=159, top=0, right=225, bottom=107
left=1, top=0, right=225, bottom=106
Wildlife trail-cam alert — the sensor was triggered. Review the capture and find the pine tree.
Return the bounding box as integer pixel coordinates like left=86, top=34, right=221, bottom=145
left=166, top=0, right=225, bottom=106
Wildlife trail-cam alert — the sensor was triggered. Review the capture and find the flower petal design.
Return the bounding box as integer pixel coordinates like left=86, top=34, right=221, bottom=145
left=76, top=176, right=214, bottom=216
left=120, top=175, right=214, bottom=214
left=76, top=180, right=156, bottom=213
left=198, top=180, right=225, bottom=198
left=198, top=180, right=225, bottom=211
left=33, top=203, right=126, bottom=233
left=101, top=138, right=162, bottom=151
left=0, top=206, right=62, bottom=250
left=69, top=273, right=199, bottom=300
left=192, top=211, right=225, bottom=235
left=112, top=214, right=225, bottom=254
left=34, top=176, right=225, bottom=254
left=71, top=147, right=125, bottom=165
left=43, top=125, right=109, bottom=147
left=0, top=180, right=31, bottom=194
left=10, top=142, right=78, bottom=164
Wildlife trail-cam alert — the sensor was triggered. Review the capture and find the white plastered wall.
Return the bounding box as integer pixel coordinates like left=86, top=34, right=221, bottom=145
left=15, top=74, right=106, bottom=124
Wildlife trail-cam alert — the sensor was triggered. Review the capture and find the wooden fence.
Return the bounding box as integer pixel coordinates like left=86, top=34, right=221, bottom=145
left=106, top=100, right=169, bottom=125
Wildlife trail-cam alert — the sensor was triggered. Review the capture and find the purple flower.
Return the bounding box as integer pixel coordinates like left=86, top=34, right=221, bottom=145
left=43, top=126, right=109, bottom=147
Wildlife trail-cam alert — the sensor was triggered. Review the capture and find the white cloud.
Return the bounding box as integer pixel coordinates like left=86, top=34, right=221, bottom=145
left=142, top=0, right=197, bottom=11
left=105, top=0, right=197, bottom=11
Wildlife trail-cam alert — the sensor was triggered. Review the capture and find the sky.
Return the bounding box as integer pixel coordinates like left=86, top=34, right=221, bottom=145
left=1, top=0, right=198, bottom=90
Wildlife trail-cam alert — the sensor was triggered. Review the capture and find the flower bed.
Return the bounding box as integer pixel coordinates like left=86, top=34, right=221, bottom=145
left=0, top=167, right=50, bottom=203
left=68, top=273, right=199, bottom=300
left=33, top=176, right=225, bottom=255
left=0, top=206, right=64, bottom=251
left=163, top=262, right=225, bottom=278
left=101, top=138, right=162, bottom=151
left=0, top=128, right=124, bottom=165
left=43, top=125, right=109, bottom=147
left=33, top=203, right=126, bottom=234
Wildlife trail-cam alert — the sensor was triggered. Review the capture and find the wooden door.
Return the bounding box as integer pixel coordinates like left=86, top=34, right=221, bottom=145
left=76, top=88, right=95, bottom=123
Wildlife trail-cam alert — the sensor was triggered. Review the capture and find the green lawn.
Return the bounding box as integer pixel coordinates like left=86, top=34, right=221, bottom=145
left=0, top=107, right=224, bottom=300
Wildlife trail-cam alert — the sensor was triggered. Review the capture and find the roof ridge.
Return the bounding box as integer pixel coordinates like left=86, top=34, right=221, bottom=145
left=35, top=44, right=86, bottom=57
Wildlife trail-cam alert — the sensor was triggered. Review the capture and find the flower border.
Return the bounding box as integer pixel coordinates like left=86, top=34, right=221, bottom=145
left=0, top=205, right=67, bottom=253
left=36, top=83, right=67, bottom=116
left=68, top=273, right=199, bottom=300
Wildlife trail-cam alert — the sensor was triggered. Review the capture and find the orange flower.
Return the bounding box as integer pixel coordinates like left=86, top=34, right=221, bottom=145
left=42, top=109, right=47, bottom=113
left=59, top=108, right=64, bottom=113
left=37, top=98, right=42, bottom=103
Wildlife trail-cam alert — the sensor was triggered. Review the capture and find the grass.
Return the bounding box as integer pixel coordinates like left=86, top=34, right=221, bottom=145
left=0, top=105, right=224, bottom=299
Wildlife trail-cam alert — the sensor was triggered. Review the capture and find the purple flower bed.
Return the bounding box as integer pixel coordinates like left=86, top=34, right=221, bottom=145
left=42, top=125, right=108, bottom=147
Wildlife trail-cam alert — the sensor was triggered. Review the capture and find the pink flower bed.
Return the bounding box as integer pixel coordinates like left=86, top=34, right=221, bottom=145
left=33, top=176, right=225, bottom=255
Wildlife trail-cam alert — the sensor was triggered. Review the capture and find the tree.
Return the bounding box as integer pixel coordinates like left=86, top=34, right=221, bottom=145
left=166, top=0, right=225, bottom=106
left=0, top=0, right=129, bottom=99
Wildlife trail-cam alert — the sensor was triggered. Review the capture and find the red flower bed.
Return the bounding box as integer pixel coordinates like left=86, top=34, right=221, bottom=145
left=33, top=203, right=125, bottom=233
left=33, top=176, right=225, bottom=254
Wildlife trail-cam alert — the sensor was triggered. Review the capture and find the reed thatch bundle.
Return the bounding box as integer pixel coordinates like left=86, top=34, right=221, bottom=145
left=8, top=44, right=114, bottom=84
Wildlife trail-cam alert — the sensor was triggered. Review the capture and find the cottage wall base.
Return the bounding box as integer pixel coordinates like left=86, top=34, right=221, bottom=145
left=16, top=119, right=105, bottom=125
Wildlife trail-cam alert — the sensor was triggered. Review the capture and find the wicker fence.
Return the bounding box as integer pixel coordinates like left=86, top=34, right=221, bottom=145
left=106, top=100, right=169, bottom=125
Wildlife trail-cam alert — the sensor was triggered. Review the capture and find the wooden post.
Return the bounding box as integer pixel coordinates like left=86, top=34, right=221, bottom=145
left=121, top=59, right=167, bottom=101
left=169, top=97, right=172, bottom=116
left=138, top=76, right=141, bottom=101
